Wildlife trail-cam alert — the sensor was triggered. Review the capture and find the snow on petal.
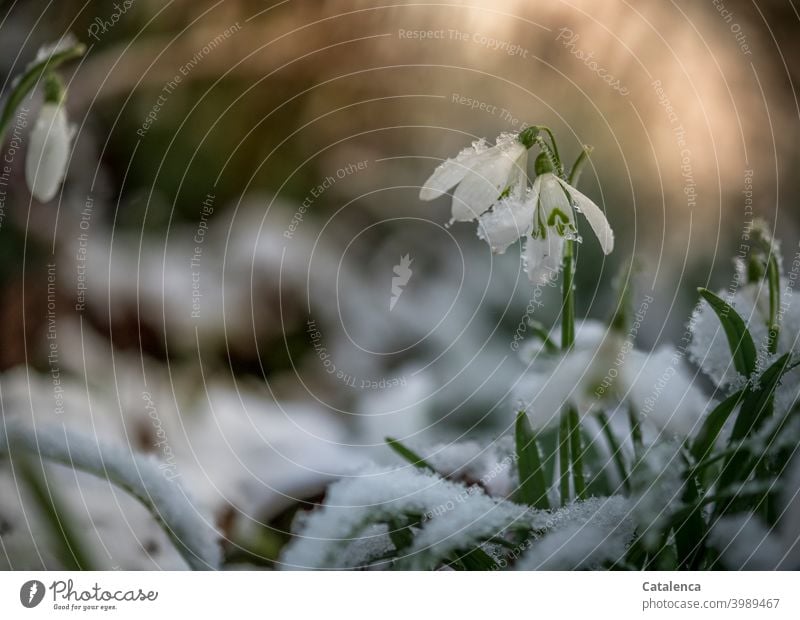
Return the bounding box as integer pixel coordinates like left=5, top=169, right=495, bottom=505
left=523, top=233, right=564, bottom=285
left=557, top=178, right=614, bottom=254
left=450, top=141, right=526, bottom=222
left=418, top=140, right=489, bottom=201
left=477, top=190, right=536, bottom=254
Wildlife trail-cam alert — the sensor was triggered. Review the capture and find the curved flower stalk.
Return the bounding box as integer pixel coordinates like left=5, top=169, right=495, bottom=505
left=0, top=420, right=221, bottom=570
left=0, top=35, right=84, bottom=202
left=0, top=35, right=85, bottom=142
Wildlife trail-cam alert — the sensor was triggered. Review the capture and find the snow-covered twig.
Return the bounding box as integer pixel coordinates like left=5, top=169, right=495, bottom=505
left=0, top=419, right=221, bottom=570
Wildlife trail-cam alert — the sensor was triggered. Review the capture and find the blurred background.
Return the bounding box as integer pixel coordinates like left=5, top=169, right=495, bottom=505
left=1, top=0, right=798, bottom=568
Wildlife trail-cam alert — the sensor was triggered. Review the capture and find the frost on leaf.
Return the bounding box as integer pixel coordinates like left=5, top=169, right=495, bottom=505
left=280, top=465, right=532, bottom=570
left=515, top=496, right=635, bottom=570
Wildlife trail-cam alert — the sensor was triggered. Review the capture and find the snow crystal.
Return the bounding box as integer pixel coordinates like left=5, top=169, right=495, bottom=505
left=629, top=441, right=685, bottom=549
left=398, top=496, right=530, bottom=570
left=515, top=496, right=634, bottom=570
left=280, top=465, right=532, bottom=570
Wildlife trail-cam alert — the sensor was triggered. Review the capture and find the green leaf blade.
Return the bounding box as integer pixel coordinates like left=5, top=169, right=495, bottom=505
left=515, top=411, right=550, bottom=510
left=385, top=437, right=437, bottom=473
left=697, top=288, right=757, bottom=378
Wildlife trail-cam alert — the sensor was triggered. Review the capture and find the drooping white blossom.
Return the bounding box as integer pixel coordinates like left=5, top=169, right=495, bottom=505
left=475, top=155, right=614, bottom=283
left=419, top=132, right=528, bottom=222
left=25, top=102, right=73, bottom=202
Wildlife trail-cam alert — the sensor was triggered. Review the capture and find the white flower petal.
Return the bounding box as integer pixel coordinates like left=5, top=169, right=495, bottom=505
left=523, top=232, right=564, bottom=284
left=418, top=140, right=489, bottom=201
left=25, top=103, right=72, bottom=203
left=451, top=141, right=526, bottom=221
left=556, top=178, right=614, bottom=254
left=537, top=173, right=576, bottom=233
left=476, top=189, right=537, bottom=254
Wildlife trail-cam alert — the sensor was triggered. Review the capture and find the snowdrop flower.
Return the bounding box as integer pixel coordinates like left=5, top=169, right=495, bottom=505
left=25, top=101, right=73, bottom=202
left=480, top=153, right=614, bottom=284
left=419, top=132, right=528, bottom=222
left=689, top=221, right=800, bottom=413
left=515, top=320, right=709, bottom=436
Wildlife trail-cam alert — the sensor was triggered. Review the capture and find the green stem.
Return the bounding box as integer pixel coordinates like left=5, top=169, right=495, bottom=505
left=540, top=127, right=564, bottom=178
left=628, top=403, right=643, bottom=461
left=597, top=411, right=630, bottom=493
left=568, top=406, right=586, bottom=499
left=14, top=453, right=94, bottom=570
left=567, top=146, right=593, bottom=186
left=558, top=410, right=571, bottom=506
left=766, top=251, right=780, bottom=355
left=0, top=39, right=85, bottom=143
left=561, top=239, right=576, bottom=349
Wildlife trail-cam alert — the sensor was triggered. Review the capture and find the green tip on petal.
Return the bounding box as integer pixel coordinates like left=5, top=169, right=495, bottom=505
left=534, top=152, right=555, bottom=176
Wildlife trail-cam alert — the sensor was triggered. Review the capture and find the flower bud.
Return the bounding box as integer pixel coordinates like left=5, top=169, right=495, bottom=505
left=25, top=102, right=72, bottom=202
